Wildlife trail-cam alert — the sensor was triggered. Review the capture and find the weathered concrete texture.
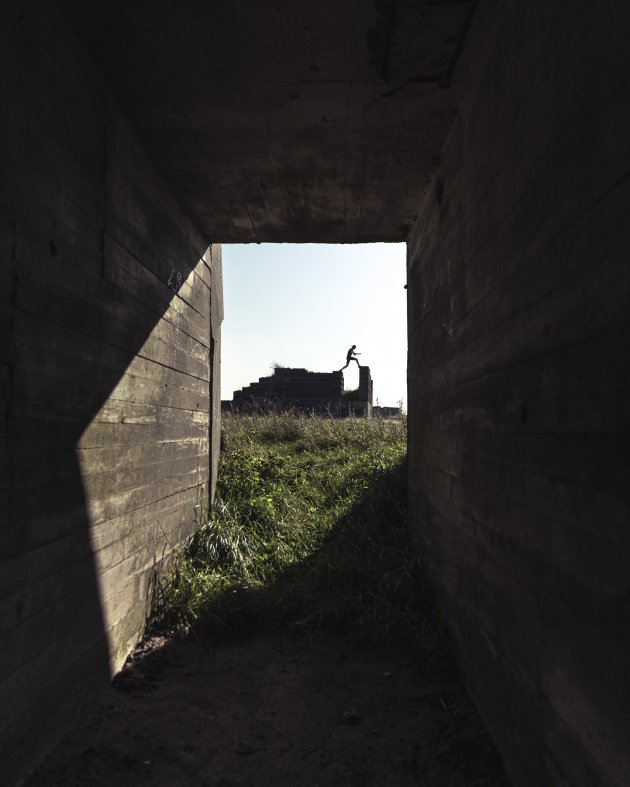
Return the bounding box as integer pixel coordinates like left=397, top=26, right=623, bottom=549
left=357, top=366, right=373, bottom=409
left=229, top=366, right=372, bottom=417
left=55, top=0, right=477, bottom=243
left=2, top=0, right=630, bottom=784
left=0, top=2, right=222, bottom=783
left=407, top=2, right=630, bottom=785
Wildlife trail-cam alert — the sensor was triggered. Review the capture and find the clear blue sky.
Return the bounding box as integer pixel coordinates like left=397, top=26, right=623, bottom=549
left=220, top=243, right=407, bottom=408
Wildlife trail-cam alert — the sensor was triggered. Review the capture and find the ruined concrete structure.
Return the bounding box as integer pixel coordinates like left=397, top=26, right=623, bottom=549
left=227, top=366, right=373, bottom=416
left=372, top=406, right=401, bottom=420
left=2, top=1, right=629, bottom=785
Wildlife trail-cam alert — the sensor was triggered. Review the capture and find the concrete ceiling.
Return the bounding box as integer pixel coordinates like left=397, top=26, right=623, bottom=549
left=59, top=0, right=477, bottom=243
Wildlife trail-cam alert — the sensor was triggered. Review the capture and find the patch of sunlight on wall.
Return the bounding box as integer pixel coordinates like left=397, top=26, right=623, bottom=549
left=75, top=255, right=211, bottom=673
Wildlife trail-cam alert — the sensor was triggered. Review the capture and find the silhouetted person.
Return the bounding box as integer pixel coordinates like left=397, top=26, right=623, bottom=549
left=341, top=345, right=361, bottom=370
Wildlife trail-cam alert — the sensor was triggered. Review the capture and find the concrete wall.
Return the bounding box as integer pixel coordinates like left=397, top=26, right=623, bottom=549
left=357, top=366, right=373, bottom=409
left=407, top=2, right=630, bottom=785
left=0, top=2, right=222, bottom=782
left=235, top=368, right=344, bottom=402
left=230, top=366, right=372, bottom=416
left=3, top=0, right=628, bottom=783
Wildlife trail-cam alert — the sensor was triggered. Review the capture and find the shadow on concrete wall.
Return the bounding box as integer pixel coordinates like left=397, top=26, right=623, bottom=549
left=3, top=206, right=212, bottom=783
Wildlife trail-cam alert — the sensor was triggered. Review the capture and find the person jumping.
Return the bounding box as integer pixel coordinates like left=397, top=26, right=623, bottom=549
left=340, top=345, right=361, bottom=370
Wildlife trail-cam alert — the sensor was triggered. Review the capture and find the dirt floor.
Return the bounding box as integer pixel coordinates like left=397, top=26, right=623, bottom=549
left=26, top=627, right=511, bottom=787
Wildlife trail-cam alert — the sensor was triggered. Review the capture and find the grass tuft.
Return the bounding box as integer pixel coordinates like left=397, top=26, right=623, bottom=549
left=151, top=412, right=439, bottom=657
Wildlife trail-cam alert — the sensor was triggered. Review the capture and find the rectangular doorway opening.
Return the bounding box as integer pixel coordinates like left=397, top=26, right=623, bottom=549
left=220, top=243, right=407, bottom=414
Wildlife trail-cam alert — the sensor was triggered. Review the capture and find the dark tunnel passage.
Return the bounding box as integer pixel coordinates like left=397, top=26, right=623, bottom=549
left=2, top=1, right=630, bottom=785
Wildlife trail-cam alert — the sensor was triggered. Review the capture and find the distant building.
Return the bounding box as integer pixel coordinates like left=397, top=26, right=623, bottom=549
left=222, top=366, right=373, bottom=416
left=372, top=406, right=402, bottom=419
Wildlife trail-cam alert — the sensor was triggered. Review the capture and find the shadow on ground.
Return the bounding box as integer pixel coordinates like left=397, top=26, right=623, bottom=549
left=181, top=458, right=435, bottom=652
left=27, top=459, right=512, bottom=787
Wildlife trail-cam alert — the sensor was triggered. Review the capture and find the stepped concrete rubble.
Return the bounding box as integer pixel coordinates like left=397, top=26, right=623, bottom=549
left=224, top=366, right=373, bottom=417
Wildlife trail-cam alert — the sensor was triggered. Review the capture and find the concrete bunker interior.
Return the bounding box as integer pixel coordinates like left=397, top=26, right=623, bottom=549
left=2, top=2, right=629, bottom=785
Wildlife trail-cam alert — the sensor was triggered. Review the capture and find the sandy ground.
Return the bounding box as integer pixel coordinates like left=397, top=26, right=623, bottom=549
left=27, top=629, right=511, bottom=787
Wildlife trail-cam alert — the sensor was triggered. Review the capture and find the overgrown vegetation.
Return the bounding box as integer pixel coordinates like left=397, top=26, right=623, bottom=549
left=151, top=411, right=439, bottom=656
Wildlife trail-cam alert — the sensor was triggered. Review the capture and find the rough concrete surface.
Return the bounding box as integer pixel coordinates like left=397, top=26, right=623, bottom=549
left=2, top=0, right=630, bottom=784
left=229, top=366, right=372, bottom=416
left=407, top=2, right=630, bottom=785
left=55, top=0, right=477, bottom=243
left=0, top=3, right=222, bottom=781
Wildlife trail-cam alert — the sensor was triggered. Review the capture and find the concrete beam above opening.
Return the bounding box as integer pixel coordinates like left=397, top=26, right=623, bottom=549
left=57, top=0, right=477, bottom=243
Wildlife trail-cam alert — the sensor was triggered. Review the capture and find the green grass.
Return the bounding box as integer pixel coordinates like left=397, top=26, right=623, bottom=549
left=151, top=411, right=439, bottom=655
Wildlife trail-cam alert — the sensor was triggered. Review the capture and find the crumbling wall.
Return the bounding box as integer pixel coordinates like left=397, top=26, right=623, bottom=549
left=357, top=366, right=373, bottom=408
left=235, top=368, right=343, bottom=402
left=407, top=2, right=630, bottom=785
left=231, top=367, right=372, bottom=416
left=0, top=3, right=222, bottom=782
